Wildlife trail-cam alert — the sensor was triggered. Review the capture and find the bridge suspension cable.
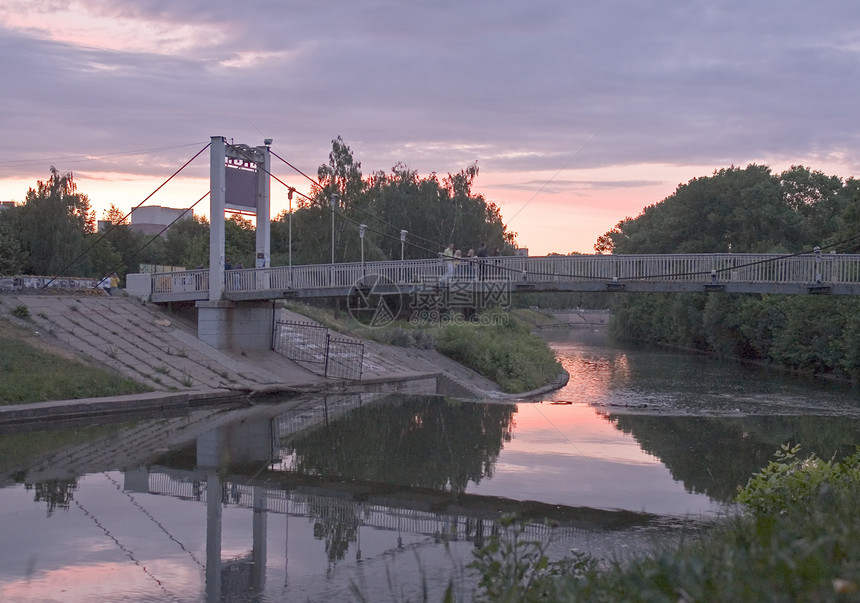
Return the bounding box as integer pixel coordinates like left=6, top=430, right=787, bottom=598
left=43, top=142, right=212, bottom=288
left=269, top=149, right=319, bottom=189
left=93, top=192, right=210, bottom=288
left=231, top=144, right=452, bottom=258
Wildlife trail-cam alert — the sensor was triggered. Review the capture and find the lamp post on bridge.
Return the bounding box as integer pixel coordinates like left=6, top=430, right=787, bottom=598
left=359, top=223, right=367, bottom=263
left=330, top=193, right=339, bottom=286
left=359, top=223, right=367, bottom=280
left=400, top=229, right=408, bottom=284
left=330, top=193, right=339, bottom=264
left=288, top=188, right=293, bottom=285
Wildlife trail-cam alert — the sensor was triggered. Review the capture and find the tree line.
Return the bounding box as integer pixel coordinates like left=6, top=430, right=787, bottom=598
left=0, top=137, right=516, bottom=280
left=598, top=164, right=860, bottom=381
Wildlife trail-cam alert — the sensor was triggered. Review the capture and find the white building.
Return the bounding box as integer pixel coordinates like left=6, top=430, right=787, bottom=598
left=129, top=206, right=193, bottom=236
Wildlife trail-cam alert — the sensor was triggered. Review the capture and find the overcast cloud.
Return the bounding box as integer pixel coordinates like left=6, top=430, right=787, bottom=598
left=1, top=0, right=858, bottom=253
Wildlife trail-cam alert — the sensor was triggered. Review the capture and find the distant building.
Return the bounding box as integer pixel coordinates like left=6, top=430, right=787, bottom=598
left=515, top=247, right=529, bottom=257
left=0, top=201, right=14, bottom=212
left=129, top=206, right=193, bottom=236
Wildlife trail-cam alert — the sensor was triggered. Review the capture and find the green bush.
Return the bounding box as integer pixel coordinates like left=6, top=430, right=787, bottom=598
left=435, top=312, right=561, bottom=393
left=737, top=443, right=860, bottom=515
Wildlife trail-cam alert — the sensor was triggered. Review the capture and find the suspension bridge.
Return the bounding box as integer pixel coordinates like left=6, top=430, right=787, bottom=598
left=73, top=135, right=860, bottom=352
left=134, top=251, right=860, bottom=304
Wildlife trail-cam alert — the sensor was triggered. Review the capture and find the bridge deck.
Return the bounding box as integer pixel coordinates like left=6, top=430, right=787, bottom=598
left=146, top=253, right=860, bottom=303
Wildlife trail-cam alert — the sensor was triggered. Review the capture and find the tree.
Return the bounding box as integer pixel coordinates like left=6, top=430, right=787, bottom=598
left=14, top=167, right=96, bottom=276
left=225, top=213, right=255, bottom=268
left=0, top=211, right=25, bottom=275
left=272, top=137, right=517, bottom=266
left=158, top=215, right=209, bottom=268
left=779, top=165, right=845, bottom=247
left=102, top=203, right=129, bottom=225
left=828, top=177, right=860, bottom=253
left=97, top=204, right=155, bottom=277
left=597, top=163, right=860, bottom=380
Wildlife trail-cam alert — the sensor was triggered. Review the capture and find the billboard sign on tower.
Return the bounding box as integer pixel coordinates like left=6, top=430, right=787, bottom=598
left=224, top=158, right=257, bottom=213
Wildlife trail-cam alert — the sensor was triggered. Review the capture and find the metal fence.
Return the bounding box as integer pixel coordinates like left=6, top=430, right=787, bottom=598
left=272, top=320, right=363, bottom=380
left=272, top=320, right=328, bottom=365
left=325, top=337, right=364, bottom=380
left=148, top=252, right=860, bottom=301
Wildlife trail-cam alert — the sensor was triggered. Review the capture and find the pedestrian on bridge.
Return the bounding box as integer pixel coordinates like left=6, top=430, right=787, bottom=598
left=476, top=241, right=488, bottom=280
left=442, top=243, right=455, bottom=283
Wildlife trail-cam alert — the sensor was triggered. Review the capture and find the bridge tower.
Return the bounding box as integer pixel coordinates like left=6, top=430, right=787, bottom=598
left=197, top=135, right=275, bottom=350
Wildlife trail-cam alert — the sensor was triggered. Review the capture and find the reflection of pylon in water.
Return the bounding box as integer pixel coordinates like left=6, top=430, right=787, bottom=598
left=372, top=299, right=396, bottom=326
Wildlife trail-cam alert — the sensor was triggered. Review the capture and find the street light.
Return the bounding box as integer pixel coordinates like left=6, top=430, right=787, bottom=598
left=330, top=193, right=339, bottom=286
left=288, top=188, right=293, bottom=284
left=359, top=223, right=367, bottom=279
left=330, top=193, right=339, bottom=265
left=399, top=229, right=408, bottom=284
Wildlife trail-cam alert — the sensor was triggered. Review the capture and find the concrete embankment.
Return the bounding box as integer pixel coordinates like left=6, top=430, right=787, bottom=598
left=1, top=292, right=566, bottom=426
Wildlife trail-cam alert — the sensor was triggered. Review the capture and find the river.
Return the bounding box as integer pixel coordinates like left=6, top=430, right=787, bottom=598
left=2, top=329, right=859, bottom=602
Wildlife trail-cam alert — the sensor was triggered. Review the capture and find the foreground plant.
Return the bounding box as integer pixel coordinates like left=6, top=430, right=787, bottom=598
left=469, top=514, right=596, bottom=602
left=470, top=447, right=860, bottom=602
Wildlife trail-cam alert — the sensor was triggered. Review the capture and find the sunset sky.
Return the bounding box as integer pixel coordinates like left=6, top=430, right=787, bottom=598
left=1, top=1, right=858, bottom=256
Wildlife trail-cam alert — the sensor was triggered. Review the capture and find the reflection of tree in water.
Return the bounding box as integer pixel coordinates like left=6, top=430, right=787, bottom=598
left=604, top=413, right=860, bottom=502
left=286, top=396, right=516, bottom=493
left=25, top=479, right=78, bottom=516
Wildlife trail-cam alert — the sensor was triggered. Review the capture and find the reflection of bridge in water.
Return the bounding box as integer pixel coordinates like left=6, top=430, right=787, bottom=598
left=140, top=466, right=656, bottom=546
left=11, top=392, right=703, bottom=600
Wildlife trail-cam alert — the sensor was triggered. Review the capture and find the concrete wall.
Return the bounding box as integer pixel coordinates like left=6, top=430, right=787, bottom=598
left=0, top=275, right=99, bottom=292
left=197, top=300, right=274, bottom=350
left=126, top=273, right=152, bottom=300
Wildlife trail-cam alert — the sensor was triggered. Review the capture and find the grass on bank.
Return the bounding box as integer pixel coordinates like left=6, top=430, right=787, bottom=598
left=283, top=302, right=562, bottom=393
left=469, top=445, right=860, bottom=602
left=0, top=321, right=150, bottom=405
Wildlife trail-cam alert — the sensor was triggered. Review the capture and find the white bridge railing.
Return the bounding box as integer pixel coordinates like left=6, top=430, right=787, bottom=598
left=149, top=253, right=860, bottom=300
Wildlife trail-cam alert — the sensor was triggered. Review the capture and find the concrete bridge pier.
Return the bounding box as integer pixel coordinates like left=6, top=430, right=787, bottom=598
left=196, top=300, right=275, bottom=350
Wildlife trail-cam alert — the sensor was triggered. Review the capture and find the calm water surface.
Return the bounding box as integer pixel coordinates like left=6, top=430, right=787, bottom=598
left=2, top=329, right=859, bottom=602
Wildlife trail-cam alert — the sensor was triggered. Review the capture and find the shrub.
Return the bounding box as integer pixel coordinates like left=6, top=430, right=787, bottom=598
left=435, top=311, right=561, bottom=393
left=737, top=443, right=860, bottom=515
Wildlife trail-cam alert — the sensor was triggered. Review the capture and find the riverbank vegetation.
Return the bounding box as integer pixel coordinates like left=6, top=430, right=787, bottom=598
left=0, top=320, right=150, bottom=404
left=597, top=164, right=860, bottom=381
left=470, top=445, right=860, bottom=601
left=284, top=302, right=562, bottom=393
left=434, top=310, right=562, bottom=393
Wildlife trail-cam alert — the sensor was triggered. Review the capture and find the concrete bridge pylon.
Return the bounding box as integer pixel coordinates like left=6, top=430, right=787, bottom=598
left=198, top=135, right=275, bottom=350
